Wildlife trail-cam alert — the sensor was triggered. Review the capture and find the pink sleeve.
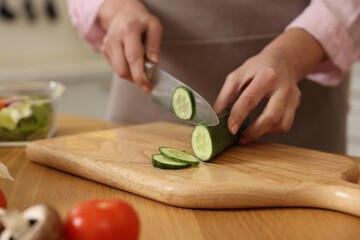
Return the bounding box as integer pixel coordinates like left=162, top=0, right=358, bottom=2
left=286, top=0, right=360, bottom=86
left=66, top=0, right=106, bottom=51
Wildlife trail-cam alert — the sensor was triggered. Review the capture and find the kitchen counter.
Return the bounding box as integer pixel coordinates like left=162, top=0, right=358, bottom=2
left=1, top=114, right=360, bottom=240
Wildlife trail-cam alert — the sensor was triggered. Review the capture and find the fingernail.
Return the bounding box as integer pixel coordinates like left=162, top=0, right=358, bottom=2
left=231, top=123, right=239, bottom=135
left=150, top=53, right=158, bottom=63
left=141, top=85, right=151, bottom=93
left=213, top=105, right=222, bottom=114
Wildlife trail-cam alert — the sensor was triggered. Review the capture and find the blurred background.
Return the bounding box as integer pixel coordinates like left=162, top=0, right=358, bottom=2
left=0, top=0, right=112, bottom=119
left=348, top=63, right=360, bottom=156
left=0, top=0, right=359, bottom=156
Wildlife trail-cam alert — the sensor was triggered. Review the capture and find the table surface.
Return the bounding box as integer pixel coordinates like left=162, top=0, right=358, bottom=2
left=1, top=114, right=360, bottom=240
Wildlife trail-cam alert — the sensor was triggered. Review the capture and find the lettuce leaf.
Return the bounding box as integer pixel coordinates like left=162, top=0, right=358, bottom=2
left=0, top=103, right=52, bottom=141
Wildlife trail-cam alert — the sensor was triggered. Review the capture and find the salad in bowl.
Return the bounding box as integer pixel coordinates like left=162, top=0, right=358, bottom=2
left=0, top=81, right=65, bottom=145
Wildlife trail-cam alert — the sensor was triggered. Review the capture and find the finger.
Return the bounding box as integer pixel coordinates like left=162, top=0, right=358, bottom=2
left=228, top=69, right=276, bottom=135
left=268, top=88, right=301, bottom=134
left=213, top=71, right=244, bottom=114
left=145, top=16, right=162, bottom=63
left=267, top=109, right=295, bottom=135
left=123, top=32, right=151, bottom=92
left=238, top=90, right=287, bottom=144
left=102, top=35, right=131, bottom=80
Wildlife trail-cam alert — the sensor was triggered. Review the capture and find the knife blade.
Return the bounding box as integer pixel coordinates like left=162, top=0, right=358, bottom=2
left=145, top=61, right=219, bottom=126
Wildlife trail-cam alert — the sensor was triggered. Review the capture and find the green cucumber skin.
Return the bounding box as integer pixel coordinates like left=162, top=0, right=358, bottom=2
left=161, top=154, right=199, bottom=166
left=159, top=147, right=199, bottom=166
left=192, top=111, right=249, bottom=161
left=151, top=154, right=190, bottom=169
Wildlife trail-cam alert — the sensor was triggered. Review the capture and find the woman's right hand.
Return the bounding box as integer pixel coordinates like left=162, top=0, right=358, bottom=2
left=98, top=0, right=163, bottom=93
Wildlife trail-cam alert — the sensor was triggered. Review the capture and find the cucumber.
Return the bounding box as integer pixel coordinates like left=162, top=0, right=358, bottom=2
left=191, top=111, right=249, bottom=161
left=172, top=86, right=195, bottom=120
left=159, top=147, right=199, bottom=165
left=152, top=154, right=191, bottom=169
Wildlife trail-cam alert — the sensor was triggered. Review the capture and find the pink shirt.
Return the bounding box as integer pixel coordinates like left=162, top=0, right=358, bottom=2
left=67, top=0, right=360, bottom=86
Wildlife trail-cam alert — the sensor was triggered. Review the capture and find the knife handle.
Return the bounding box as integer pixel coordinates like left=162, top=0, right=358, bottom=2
left=144, top=60, right=156, bottom=81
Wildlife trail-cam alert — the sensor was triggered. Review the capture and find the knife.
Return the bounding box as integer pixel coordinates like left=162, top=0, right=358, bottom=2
left=145, top=61, right=219, bottom=126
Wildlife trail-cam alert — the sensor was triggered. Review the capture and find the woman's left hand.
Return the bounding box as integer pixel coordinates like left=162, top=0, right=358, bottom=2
left=214, top=28, right=325, bottom=144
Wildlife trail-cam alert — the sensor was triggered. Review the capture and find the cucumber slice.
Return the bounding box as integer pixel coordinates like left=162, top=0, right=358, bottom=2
left=191, top=124, right=213, bottom=161
left=152, top=154, right=190, bottom=169
left=172, top=86, right=195, bottom=120
left=191, top=111, right=249, bottom=161
left=159, top=147, right=199, bottom=165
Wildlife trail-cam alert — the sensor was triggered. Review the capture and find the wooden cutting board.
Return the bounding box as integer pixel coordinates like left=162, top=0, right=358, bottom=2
left=26, top=122, right=360, bottom=217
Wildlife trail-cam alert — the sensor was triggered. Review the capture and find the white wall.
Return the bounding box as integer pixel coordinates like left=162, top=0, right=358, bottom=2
left=0, top=0, right=99, bottom=67
left=347, top=62, right=360, bottom=156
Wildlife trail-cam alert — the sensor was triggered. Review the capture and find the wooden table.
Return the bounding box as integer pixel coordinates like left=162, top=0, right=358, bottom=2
left=1, top=114, right=360, bottom=240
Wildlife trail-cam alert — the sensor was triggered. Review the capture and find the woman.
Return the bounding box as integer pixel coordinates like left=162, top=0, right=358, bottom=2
left=67, top=0, right=360, bottom=153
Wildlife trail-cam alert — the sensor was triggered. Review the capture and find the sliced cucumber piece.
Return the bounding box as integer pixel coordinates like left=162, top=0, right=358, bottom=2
left=159, top=147, right=199, bottom=165
left=191, top=111, right=249, bottom=161
left=172, top=86, right=195, bottom=120
left=152, top=154, right=190, bottom=169
left=191, top=124, right=213, bottom=161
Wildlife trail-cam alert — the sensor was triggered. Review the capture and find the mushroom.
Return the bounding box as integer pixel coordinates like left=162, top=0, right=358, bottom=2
left=0, top=204, right=62, bottom=240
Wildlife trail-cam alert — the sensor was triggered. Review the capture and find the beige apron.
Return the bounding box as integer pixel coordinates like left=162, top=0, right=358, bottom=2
left=107, top=0, right=349, bottom=154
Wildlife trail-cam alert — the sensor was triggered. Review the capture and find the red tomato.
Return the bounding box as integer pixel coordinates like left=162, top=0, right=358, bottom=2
left=0, top=100, right=6, bottom=109
left=0, top=189, right=7, bottom=208
left=65, top=199, right=140, bottom=240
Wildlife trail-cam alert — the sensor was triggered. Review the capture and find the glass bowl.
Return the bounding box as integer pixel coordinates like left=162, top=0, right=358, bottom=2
left=0, top=81, right=65, bottom=147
